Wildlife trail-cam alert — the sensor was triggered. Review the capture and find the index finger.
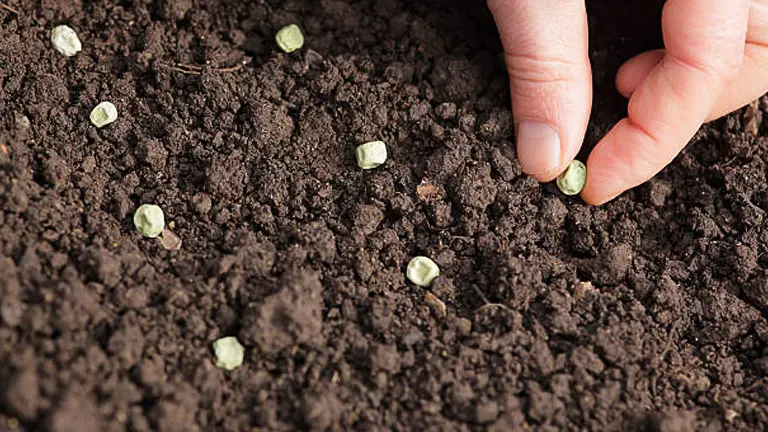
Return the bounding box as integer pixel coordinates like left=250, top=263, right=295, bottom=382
left=581, top=0, right=750, bottom=205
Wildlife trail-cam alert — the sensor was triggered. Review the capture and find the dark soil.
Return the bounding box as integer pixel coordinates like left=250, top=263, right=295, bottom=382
left=1, top=0, right=767, bottom=431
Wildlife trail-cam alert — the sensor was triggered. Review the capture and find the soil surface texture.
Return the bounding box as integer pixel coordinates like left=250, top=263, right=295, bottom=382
left=2, top=0, right=768, bottom=431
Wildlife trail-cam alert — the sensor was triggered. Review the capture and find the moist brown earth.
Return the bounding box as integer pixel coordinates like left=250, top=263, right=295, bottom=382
left=1, top=0, right=767, bottom=431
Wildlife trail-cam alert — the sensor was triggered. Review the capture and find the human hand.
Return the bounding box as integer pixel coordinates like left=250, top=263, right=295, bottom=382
left=488, top=0, right=768, bottom=204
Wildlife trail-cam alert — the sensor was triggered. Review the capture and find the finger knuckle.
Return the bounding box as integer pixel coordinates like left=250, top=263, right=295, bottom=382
left=505, top=52, right=577, bottom=87
left=673, top=54, right=741, bottom=83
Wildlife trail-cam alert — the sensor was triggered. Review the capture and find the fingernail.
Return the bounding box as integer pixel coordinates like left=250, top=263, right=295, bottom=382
left=515, top=121, right=561, bottom=179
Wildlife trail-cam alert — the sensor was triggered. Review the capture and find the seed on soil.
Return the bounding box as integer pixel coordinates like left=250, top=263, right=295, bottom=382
left=133, top=204, right=165, bottom=238
left=556, top=160, right=587, bottom=196
left=275, top=24, right=305, bottom=53
left=212, top=336, right=245, bottom=371
left=50, top=25, right=82, bottom=57
left=356, top=141, right=388, bottom=169
left=407, top=256, right=440, bottom=287
left=90, top=102, right=118, bottom=128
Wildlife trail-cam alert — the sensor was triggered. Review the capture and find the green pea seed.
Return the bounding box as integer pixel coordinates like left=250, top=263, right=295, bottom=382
left=275, top=24, right=304, bottom=53
left=556, top=160, right=587, bottom=196
left=212, top=336, right=245, bottom=371
left=90, top=101, right=118, bottom=128
left=356, top=141, right=388, bottom=169
left=50, top=25, right=82, bottom=57
left=407, top=256, right=440, bottom=287
left=133, top=204, right=165, bottom=238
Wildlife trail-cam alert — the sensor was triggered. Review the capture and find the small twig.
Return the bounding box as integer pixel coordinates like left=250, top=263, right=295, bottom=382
left=1, top=3, right=18, bottom=14
left=168, top=66, right=202, bottom=75
left=164, top=59, right=250, bottom=75
left=215, top=62, right=247, bottom=73
left=657, top=319, right=680, bottom=362
left=174, top=63, right=202, bottom=71
left=739, top=192, right=766, bottom=215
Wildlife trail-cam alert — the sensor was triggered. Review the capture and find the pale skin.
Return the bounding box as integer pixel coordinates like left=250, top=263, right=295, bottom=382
left=488, top=0, right=768, bottom=205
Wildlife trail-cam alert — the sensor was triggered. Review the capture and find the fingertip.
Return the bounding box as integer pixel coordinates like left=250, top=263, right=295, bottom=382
left=615, top=64, right=635, bottom=99
left=580, top=183, right=618, bottom=206
left=583, top=0, right=751, bottom=205
left=579, top=188, right=602, bottom=206
left=529, top=166, right=563, bottom=184
left=615, top=50, right=666, bottom=98
left=579, top=157, right=612, bottom=205
left=579, top=119, right=653, bottom=205
left=490, top=0, right=591, bottom=187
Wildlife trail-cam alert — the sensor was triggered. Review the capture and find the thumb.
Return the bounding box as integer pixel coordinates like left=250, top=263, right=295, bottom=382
left=488, top=0, right=592, bottom=181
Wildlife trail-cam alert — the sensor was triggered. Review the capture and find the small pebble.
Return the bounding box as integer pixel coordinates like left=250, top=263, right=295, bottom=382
left=14, top=113, right=30, bottom=131
left=435, top=102, right=457, bottom=120
left=305, top=49, right=324, bottom=68
left=407, top=256, right=440, bottom=287
left=424, top=292, right=446, bottom=318
left=50, top=25, right=82, bottom=57
left=475, top=400, right=500, bottom=424
left=0, top=298, right=24, bottom=327
left=356, top=141, right=388, bottom=170
left=133, top=204, right=165, bottom=238
left=573, top=281, right=595, bottom=298
left=454, top=317, right=472, bottom=336
left=276, top=24, right=305, bottom=53
left=159, top=230, right=182, bottom=251
left=212, top=336, right=245, bottom=371
left=191, top=193, right=212, bottom=215
left=416, top=179, right=445, bottom=202
left=90, top=102, right=118, bottom=128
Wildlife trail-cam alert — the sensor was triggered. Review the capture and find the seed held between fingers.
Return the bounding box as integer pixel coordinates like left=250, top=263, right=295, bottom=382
left=556, top=160, right=587, bottom=196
